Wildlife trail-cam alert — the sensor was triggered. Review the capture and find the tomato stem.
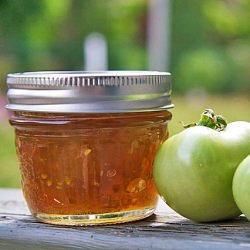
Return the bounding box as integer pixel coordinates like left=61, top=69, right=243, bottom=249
left=183, top=109, right=227, bottom=131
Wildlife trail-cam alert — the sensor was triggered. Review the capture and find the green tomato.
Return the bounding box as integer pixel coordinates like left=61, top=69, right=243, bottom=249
left=154, top=121, right=250, bottom=222
left=232, top=155, right=250, bottom=220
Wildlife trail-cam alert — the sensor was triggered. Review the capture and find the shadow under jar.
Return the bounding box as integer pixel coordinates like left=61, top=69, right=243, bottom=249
left=6, top=71, right=173, bottom=225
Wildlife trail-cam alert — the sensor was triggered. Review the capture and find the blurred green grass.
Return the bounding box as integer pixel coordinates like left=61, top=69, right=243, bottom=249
left=0, top=94, right=249, bottom=188
left=0, top=123, right=20, bottom=187
left=169, top=94, right=250, bottom=135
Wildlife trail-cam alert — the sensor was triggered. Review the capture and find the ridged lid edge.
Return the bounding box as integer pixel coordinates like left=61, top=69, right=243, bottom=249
left=7, top=71, right=171, bottom=88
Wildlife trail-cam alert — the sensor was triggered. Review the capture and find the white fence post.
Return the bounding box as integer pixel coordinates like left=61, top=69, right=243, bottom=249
left=147, top=0, right=171, bottom=71
left=84, top=33, right=108, bottom=71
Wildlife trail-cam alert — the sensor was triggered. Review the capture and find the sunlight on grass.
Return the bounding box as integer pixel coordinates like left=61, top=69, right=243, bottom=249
left=169, top=94, right=250, bottom=135
left=0, top=123, right=20, bottom=187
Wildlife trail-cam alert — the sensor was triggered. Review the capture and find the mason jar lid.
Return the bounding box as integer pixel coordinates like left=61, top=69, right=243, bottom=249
left=6, top=71, right=173, bottom=113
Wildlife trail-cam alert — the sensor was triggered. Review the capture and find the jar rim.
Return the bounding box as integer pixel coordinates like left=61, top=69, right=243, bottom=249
left=6, top=70, right=173, bottom=113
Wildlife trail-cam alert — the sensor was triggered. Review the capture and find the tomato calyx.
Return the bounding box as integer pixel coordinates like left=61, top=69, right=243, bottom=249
left=183, top=109, right=227, bottom=131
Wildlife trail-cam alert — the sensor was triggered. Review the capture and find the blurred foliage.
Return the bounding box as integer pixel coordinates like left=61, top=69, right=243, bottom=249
left=171, top=0, right=250, bottom=93
left=0, top=0, right=147, bottom=87
left=0, top=0, right=250, bottom=94
left=0, top=0, right=249, bottom=188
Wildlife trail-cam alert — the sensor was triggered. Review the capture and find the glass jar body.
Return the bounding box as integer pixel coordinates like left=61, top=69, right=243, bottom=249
left=10, top=110, right=171, bottom=225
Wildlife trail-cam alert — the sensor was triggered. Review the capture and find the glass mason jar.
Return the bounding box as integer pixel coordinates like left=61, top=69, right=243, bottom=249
left=6, top=71, right=173, bottom=225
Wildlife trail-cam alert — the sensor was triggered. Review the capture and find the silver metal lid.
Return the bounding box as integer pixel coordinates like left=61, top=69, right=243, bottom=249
left=6, top=71, right=173, bottom=113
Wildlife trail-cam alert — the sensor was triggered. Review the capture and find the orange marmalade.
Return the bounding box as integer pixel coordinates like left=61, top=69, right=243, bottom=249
left=6, top=71, right=173, bottom=225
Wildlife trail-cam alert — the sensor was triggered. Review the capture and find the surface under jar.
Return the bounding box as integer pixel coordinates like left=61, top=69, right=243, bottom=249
left=10, top=110, right=172, bottom=225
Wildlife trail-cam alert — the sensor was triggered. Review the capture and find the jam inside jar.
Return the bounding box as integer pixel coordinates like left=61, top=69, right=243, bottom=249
left=10, top=111, right=171, bottom=225
left=6, top=71, right=173, bottom=225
